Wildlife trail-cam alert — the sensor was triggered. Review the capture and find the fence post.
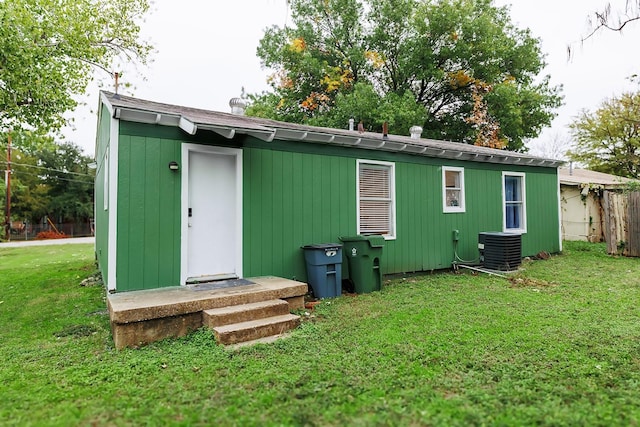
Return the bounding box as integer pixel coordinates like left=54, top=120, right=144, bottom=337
left=626, top=191, right=640, bottom=257
left=603, top=191, right=618, bottom=255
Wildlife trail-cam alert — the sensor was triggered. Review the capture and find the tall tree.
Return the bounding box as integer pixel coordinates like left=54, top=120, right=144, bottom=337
left=38, top=141, right=94, bottom=223
left=568, top=92, right=640, bottom=178
left=0, top=0, right=151, bottom=133
left=3, top=145, right=51, bottom=223
left=248, top=0, right=562, bottom=151
left=1, top=131, right=55, bottom=224
left=1, top=133, right=93, bottom=224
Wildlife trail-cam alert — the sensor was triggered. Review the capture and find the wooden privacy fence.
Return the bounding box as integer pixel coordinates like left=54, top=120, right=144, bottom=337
left=603, top=191, right=640, bottom=256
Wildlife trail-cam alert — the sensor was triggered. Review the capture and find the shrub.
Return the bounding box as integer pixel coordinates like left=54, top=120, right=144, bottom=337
left=35, top=231, right=68, bottom=240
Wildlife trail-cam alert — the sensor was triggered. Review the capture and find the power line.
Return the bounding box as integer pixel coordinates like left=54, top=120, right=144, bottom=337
left=0, top=160, right=93, bottom=177
left=1, top=169, right=94, bottom=185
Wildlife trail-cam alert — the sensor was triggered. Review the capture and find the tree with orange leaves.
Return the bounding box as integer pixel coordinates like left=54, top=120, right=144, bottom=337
left=248, top=0, right=562, bottom=151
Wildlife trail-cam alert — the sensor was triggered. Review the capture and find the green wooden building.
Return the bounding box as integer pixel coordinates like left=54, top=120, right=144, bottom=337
left=95, top=91, right=563, bottom=293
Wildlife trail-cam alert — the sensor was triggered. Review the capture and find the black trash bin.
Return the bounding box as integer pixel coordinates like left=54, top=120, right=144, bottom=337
left=302, top=243, right=343, bottom=298
left=340, top=235, right=385, bottom=294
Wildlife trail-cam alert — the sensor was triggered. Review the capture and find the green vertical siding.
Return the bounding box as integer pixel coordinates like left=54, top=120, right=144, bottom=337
left=243, top=148, right=355, bottom=281
left=522, top=170, right=561, bottom=254
left=242, top=146, right=560, bottom=280
left=387, top=164, right=560, bottom=274
left=106, top=119, right=560, bottom=290
left=115, top=134, right=181, bottom=291
left=94, top=105, right=111, bottom=287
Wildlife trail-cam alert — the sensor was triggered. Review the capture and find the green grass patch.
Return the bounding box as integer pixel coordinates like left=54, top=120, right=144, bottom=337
left=1, top=242, right=640, bottom=426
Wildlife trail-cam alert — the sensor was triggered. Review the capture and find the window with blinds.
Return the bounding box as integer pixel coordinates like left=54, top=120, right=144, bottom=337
left=357, top=160, right=395, bottom=238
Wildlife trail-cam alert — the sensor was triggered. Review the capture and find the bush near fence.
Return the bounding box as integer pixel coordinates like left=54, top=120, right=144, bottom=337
left=9, top=222, right=93, bottom=241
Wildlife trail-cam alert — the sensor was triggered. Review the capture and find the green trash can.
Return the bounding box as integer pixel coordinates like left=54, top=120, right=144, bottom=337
left=340, top=235, right=385, bottom=294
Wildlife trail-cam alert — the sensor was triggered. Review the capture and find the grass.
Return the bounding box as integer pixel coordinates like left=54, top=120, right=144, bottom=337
left=1, top=241, right=640, bottom=426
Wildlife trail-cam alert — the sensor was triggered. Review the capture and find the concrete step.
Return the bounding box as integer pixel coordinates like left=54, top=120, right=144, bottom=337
left=212, top=314, right=301, bottom=345
left=107, top=276, right=308, bottom=349
left=203, top=299, right=290, bottom=328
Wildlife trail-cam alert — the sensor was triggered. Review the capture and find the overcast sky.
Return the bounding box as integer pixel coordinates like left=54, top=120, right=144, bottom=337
left=63, top=0, right=640, bottom=158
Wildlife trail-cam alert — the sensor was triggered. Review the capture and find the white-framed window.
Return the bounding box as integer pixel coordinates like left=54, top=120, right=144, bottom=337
left=357, top=159, right=396, bottom=239
left=502, top=172, right=526, bottom=233
left=442, top=166, right=465, bottom=213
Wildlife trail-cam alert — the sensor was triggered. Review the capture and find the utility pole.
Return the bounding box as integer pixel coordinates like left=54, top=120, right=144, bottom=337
left=4, top=132, right=11, bottom=241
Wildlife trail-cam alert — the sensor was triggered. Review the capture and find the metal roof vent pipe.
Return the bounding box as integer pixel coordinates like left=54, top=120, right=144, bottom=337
left=410, top=125, right=423, bottom=139
left=229, top=97, right=247, bottom=115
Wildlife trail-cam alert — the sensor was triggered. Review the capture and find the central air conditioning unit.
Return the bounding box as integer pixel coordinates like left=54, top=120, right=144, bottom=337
left=478, top=232, right=522, bottom=271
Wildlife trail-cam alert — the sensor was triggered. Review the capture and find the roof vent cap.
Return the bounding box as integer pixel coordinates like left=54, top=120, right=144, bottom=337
left=410, top=125, right=423, bottom=139
left=229, top=97, right=247, bottom=115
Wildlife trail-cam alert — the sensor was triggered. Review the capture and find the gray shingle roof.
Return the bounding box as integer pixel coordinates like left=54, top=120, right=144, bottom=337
left=559, top=168, right=638, bottom=188
left=101, top=91, right=562, bottom=168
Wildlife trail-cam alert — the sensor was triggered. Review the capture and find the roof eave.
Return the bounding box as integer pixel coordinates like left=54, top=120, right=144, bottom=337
left=108, top=102, right=563, bottom=168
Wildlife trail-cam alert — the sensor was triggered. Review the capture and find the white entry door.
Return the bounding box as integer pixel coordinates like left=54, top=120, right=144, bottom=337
left=184, top=147, right=242, bottom=283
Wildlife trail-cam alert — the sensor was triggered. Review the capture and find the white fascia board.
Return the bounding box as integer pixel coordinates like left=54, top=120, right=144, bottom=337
left=305, top=132, right=336, bottom=143
left=378, top=140, right=407, bottom=151
left=199, top=125, right=236, bottom=139
left=273, top=129, right=305, bottom=140
left=108, top=99, right=562, bottom=168
left=179, top=116, right=197, bottom=135
left=95, top=97, right=110, bottom=160
left=246, top=130, right=275, bottom=142
left=116, top=108, right=175, bottom=125
left=330, top=135, right=355, bottom=146
left=358, top=138, right=386, bottom=150
left=403, top=144, right=427, bottom=154
left=107, top=116, right=119, bottom=292
left=100, top=93, right=115, bottom=116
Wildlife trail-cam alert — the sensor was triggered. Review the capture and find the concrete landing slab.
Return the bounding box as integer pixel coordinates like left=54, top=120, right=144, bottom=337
left=108, top=276, right=307, bottom=324
left=107, top=276, right=308, bottom=349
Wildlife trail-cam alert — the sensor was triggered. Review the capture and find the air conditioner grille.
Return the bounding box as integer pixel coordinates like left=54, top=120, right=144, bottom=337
left=478, top=232, right=522, bottom=271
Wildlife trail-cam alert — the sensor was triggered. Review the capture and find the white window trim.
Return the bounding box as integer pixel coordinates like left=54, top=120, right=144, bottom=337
left=356, top=159, right=396, bottom=240
left=442, top=166, right=466, bottom=213
left=502, top=171, right=527, bottom=233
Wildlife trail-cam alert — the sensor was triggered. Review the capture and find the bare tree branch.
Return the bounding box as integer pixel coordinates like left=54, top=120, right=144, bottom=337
left=581, top=1, right=640, bottom=42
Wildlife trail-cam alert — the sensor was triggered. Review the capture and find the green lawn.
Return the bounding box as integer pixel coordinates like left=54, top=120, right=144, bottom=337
left=1, top=241, right=640, bottom=426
